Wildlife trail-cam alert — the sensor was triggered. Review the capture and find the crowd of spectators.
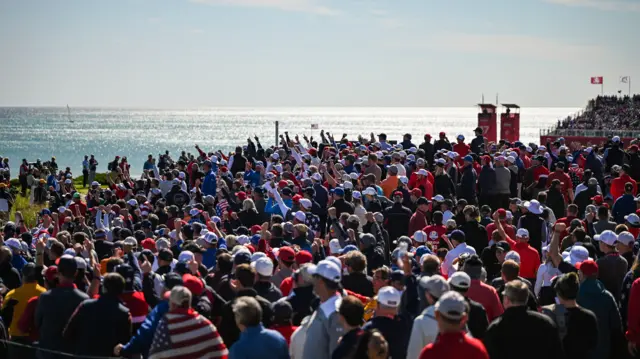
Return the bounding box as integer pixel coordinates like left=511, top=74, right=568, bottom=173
left=556, top=95, right=640, bottom=132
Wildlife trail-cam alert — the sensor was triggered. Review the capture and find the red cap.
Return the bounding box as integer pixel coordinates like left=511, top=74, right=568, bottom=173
left=182, top=274, right=204, bottom=296
left=308, top=148, right=317, bottom=156
left=278, top=246, right=295, bottom=263
left=576, top=260, right=598, bottom=276
left=250, top=225, right=262, bottom=235
left=439, top=132, right=445, bottom=136
left=220, top=166, right=228, bottom=173
left=295, top=250, right=313, bottom=265
left=425, top=134, right=431, bottom=138
left=44, top=266, right=58, bottom=283
left=237, top=192, right=247, bottom=201
left=278, top=180, right=289, bottom=189
left=141, top=238, right=156, bottom=251
left=483, top=155, right=492, bottom=163
left=293, top=194, right=302, bottom=203
left=410, top=188, right=422, bottom=197
left=591, top=195, right=603, bottom=204
left=245, top=244, right=256, bottom=253
left=393, top=191, right=403, bottom=198
left=497, top=208, right=507, bottom=217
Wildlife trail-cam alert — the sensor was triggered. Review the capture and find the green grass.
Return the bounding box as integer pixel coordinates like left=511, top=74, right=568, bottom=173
left=6, top=172, right=110, bottom=227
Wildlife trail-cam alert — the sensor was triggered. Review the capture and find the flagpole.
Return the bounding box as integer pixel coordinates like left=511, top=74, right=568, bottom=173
left=629, top=77, right=632, bottom=97
left=601, top=82, right=603, bottom=96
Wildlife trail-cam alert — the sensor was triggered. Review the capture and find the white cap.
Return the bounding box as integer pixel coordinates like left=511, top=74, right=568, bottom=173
left=91, top=181, right=100, bottom=186
left=64, top=179, right=72, bottom=184
left=506, top=210, right=513, bottom=220
left=309, top=260, right=341, bottom=282
left=352, top=191, right=362, bottom=200
left=412, top=230, right=427, bottom=243
left=156, top=238, right=170, bottom=250
left=127, top=199, right=138, bottom=206
left=124, top=237, right=137, bottom=247
left=417, top=169, right=428, bottom=176
left=58, top=206, right=66, bottom=213
left=539, top=145, right=547, bottom=151
left=506, top=156, right=516, bottom=163
left=594, top=230, right=618, bottom=246
left=363, top=187, right=377, bottom=196
left=349, top=173, right=359, bottom=180
left=419, top=275, right=450, bottom=297
left=75, top=257, right=88, bottom=270
left=435, top=291, right=467, bottom=320
left=178, top=250, right=195, bottom=263
left=251, top=252, right=266, bottom=262
left=432, top=195, right=445, bottom=202
left=409, top=147, right=418, bottom=153
left=312, top=173, right=322, bottom=181
left=399, top=176, right=409, bottom=184
left=236, top=235, right=250, bottom=245
left=526, top=146, right=533, bottom=153
left=565, top=245, right=591, bottom=265
left=189, top=208, right=201, bottom=216
left=343, top=181, right=354, bottom=190
left=329, top=238, right=342, bottom=255
left=448, top=271, right=471, bottom=290
left=294, top=211, right=307, bottom=222
left=613, top=136, right=621, bottom=142
left=251, top=256, right=274, bottom=277
left=617, top=231, right=635, bottom=246
left=178, top=171, right=186, bottom=179
left=299, top=198, right=313, bottom=209
left=203, top=232, right=218, bottom=244
left=5, top=238, right=22, bottom=251
left=377, top=286, right=402, bottom=307
left=435, top=158, right=446, bottom=165
left=64, top=248, right=76, bottom=256
left=505, top=251, right=521, bottom=264
left=447, top=152, right=458, bottom=159
left=271, top=153, right=280, bottom=160
left=625, top=213, right=640, bottom=225
left=516, top=228, right=530, bottom=238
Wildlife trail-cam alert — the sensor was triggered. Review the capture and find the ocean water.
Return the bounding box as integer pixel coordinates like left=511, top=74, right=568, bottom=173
left=0, top=107, right=579, bottom=177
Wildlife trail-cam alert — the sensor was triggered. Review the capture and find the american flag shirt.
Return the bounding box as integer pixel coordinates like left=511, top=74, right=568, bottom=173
left=149, top=308, right=228, bottom=359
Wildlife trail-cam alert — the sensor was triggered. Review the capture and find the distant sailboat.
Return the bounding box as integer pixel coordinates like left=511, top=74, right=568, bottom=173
left=67, top=104, right=74, bottom=123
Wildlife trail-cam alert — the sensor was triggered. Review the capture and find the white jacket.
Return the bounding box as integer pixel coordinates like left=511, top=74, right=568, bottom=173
left=407, top=305, right=439, bottom=359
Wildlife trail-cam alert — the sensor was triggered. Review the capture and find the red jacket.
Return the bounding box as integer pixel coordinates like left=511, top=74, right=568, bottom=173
left=17, top=296, right=40, bottom=342
left=513, top=241, right=540, bottom=279
left=466, top=279, right=504, bottom=322
left=270, top=324, right=298, bottom=345
left=419, top=331, right=489, bottom=359
left=627, top=278, right=640, bottom=344
left=485, top=222, right=516, bottom=242
left=409, top=210, right=429, bottom=235
left=611, top=174, right=638, bottom=201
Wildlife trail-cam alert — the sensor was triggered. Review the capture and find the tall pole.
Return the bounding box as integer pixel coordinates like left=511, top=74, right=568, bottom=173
left=482, top=94, right=485, bottom=104
left=629, top=77, right=632, bottom=97
left=496, top=93, right=499, bottom=106
left=275, top=121, right=279, bottom=147
left=601, top=82, right=604, bottom=96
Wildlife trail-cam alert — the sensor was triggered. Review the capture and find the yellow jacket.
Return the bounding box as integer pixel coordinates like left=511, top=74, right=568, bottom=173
left=363, top=297, right=377, bottom=322
left=3, top=282, right=46, bottom=337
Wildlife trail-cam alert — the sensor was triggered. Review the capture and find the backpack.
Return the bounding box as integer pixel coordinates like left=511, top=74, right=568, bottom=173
left=541, top=304, right=568, bottom=340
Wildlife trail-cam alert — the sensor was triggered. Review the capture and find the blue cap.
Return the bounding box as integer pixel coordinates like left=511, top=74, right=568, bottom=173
left=414, top=245, right=432, bottom=258
left=340, top=244, right=358, bottom=254
left=40, top=209, right=51, bottom=216
left=250, top=234, right=261, bottom=245
left=203, top=160, right=212, bottom=167
left=334, top=187, right=345, bottom=197
left=463, top=155, right=473, bottom=162
left=339, top=144, right=348, bottom=149
left=449, top=229, right=466, bottom=242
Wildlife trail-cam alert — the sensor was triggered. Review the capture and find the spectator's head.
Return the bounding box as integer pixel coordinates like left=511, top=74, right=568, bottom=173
left=271, top=300, right=294, bottom=326
left=625, top=182, right=634, bottom=194
left=216, top=252, right=233, bottom=274
left=372, top=266, right=390, bottom=294
left=597, top=205, right=609, bottom=220
left=432, top=211, right=443, bottom=225
left=169, top=286, right=192, bottom=310
left=338, top=295, right=365, bottom=329
left=421, top=254, right=441, bottom=276
left=463, top=205, right=479, bottom=222
left=376, top=286, right=402, bottom=316
left=293, top=263, right=316, bottom=288
left=553, top=272, right=580, bottom=303
left=57, top=255, right=78, bottom=282
left=344, top=251, right=367, bottom=274
left=501, top=260, right=520, bottom=282
left=233, top=296, right=263, bottom=331
left=577, top=259, right=599, bottom=282
left=434, top=291, right=469, bottom=333
left=567, top=204, right=578, bottom=217
left=103, top=273, right=126, bottom=296
left=419, top=274, right=450, bottom=305
left=502, top=280, right=529, bottom=309
left=311, top=260, right=342, bottom=300
left=234, top=264, right=256, bottom=290
left=462, top=255, right=483, bottom=280
left=21, top=263, right=38, bottom=283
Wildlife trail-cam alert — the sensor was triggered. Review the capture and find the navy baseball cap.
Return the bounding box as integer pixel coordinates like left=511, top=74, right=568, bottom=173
left=448, top=230, right=466, bottom=242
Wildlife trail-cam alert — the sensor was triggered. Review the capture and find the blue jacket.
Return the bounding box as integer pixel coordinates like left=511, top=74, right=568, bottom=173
left=228, top=324, right=289, bottom=359
left=612, top=194, right=636, bottom=224
left=243, top=170, right=262, bottom=188
left=201, top=170, right=217, bottom=196
left=265, top=198, right=293, bottom=217
left=577, top=278, right=622, bottom=359
left=202, top=247, right=217, bottom=269
left=121, top=300, right=170, bottom=357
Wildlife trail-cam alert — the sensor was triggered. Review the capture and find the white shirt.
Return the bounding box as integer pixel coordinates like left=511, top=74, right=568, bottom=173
left=395, top=163, right=406, bottom=177
left=443, top=242, right=476, bottom=277
left=534, top=262, right=560, bottom=297
left=319, top=294, right=342, bottom=318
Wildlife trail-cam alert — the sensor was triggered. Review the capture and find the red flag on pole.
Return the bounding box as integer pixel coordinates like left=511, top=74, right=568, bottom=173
left=591, top=76, right=603, bottom=84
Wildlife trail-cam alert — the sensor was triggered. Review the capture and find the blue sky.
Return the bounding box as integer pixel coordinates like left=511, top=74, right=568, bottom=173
left=0, top=0, right=638, bottom=107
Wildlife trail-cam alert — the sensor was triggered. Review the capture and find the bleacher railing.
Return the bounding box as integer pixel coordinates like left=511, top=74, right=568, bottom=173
left=540, top=128, right=640, bottom=139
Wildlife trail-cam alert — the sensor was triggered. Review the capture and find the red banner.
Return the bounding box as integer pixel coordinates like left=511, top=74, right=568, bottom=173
left=590, top=76, right=603, bottom=85
left=540, top=135, right=634, bottom=151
